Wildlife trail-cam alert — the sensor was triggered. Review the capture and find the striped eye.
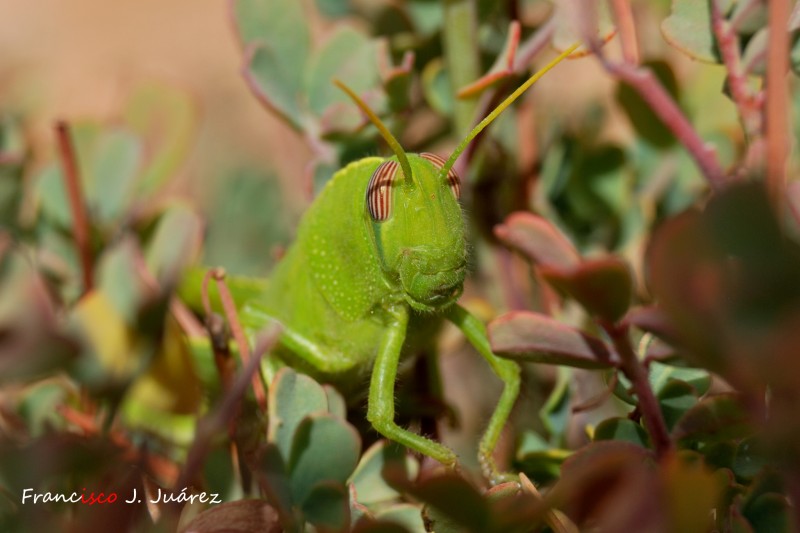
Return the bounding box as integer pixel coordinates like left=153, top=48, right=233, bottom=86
left=366, top=160, right=400, bottom=221
left=420, top=152, right=461, bottom=199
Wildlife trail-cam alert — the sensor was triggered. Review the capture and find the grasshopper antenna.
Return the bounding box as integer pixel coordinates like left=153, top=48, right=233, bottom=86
left=334, top=80, right=415, bottom=190
left=440, top=43, right=581, bottom=180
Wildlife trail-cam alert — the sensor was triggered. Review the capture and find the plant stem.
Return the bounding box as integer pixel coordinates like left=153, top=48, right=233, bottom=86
left=710, top=0, right=762, bottom=157
left=212, top=268, right=268, bottom=412
left=603, top=61, right=728, bottom=191
left=175, top=324, right=280, bottom=491
left=602, top=321, right=673, bottom=458
left=443, top=0, right=481, bottom=137
left=55, top=121, right=94, bottom=295
left=766, top=0, right=791, bottom=202
left=609, top=0, right=639, bottom=64
left=579, top=6, right=729, bottom=191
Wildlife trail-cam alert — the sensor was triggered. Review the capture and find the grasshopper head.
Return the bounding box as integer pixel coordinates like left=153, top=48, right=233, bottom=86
left=335, top=43, right=579, bottom=312
left=365, top=154, right=467, bottom=312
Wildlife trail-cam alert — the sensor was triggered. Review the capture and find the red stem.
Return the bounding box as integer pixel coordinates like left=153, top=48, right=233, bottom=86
left=765, top=0, right=791, bottom=202
left=610, top=0, right=639, bottom=64
left=710, top=0, right=762, bottom=146
left=604, top=62, right=728, bottom=190
left=603, top=321, right=673, bottom=458
left=212, top=268, right=268, bottom=412
left=175, top=324, right=280, bottom=491
left=55, top=121, right=94, bottom=294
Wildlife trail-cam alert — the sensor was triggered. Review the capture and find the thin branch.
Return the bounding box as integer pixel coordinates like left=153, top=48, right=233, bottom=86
left=603, top=59, right=727, bottom=190
left=575, top=0, right=728, bottom=191
left=211, top=268, right=268, bottom=412
left=766, top=0, right=791, bottom=201
left=602, top=321, right=673, bottom=458
left=175, top=324, right=281, bottom=491
left=54, top=121, right=94, bottom=294
left=170, top=299, right=205, bottom=338
left=201, top=271, right=235, bottom=398
left=609, top=0, right=639, bottom=64
left=710, top=0, right=762, bottom=146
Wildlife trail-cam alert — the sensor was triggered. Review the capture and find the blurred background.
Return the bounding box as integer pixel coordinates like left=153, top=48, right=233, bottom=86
left=0, top=0, right=740, bottom=277
left=2, top=0, right=799, bottom=530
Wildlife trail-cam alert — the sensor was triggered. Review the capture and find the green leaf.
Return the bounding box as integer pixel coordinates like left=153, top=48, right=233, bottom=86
left=741, top=469, right=785, bottom=517
left=540, top=369, right=572, bottom=439
left=260, top=444, right=295, bottom=520
left=350, top=441, right=418, bottom=507
left=662, top=0, right=732, bottom=62
left=407, top=1, right=445, bottom=36
left=234, top=0, right=310, bottom=128
left=593, top=418, right=650, bottom=448
left=18, top=380, right=73, bottom=438
left=305, top=27, right=383, bottom=117
left=288, top=413, right=361, bottom=505
left=374, top=504, right=426, bottom=533
left=35, top=124, right=142, bottom=231
left=85, top=127, right=141, bottom=225
left=612, top=361, right=710, bottom=409
left=421, top=59, right=453, bottom=117
left=145, top=203, right=203, bottom=286
left=515, top=431, right=571, bottom=484
left=202, top=169, right=290, bottom=275
left=732, top=437, right=769, bottom=481
left=324, top=384, right=348, bottom=419
left=268, top=368, right=329, bottom=460
left=35, top=163, right=73, bottom=229
left=657, top=379, right=700, bottom=431
left=97, top=238, right=148, bottom=324
left=650, top=362, right=711, bottom=396
left=314, top=0, right=352, bottom=18
left=489, top=311, right=616, bottom=369
left=301, top=481, right=351, bottom=530
left=741, top=493, right=791, bottom=533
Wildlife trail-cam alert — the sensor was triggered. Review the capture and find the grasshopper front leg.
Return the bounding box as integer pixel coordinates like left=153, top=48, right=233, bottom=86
left=368, top=304, right=458, bottom=468
left=445, top=304, right=521, bottom=484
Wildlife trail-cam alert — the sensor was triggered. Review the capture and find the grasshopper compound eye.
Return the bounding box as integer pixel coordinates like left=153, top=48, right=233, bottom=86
left=420, top=152, right=461, bottom=200
left=366, top=160, right=400, bottom=221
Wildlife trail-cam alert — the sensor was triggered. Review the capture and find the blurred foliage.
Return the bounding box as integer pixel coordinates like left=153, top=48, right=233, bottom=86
left=1, top=0, right=800, bottom=531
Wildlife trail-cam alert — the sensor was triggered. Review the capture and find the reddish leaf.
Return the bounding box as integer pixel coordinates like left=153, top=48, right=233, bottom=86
left=494, top=213, right=580, bottom=272
left=623, top=306, right=681, bottom=344
left=542, top=258, right=633, bottom=323
left=672, top=394, right=753, bottom=444
left=489, top=311, right=616, bottom=369
left=179, top=499, right=282, bottom=533
left=552, top=441, right=660, bottom=530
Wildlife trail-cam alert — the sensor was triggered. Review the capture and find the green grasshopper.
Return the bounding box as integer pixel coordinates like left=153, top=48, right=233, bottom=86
left=185, top=45, right=577, bottom=482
